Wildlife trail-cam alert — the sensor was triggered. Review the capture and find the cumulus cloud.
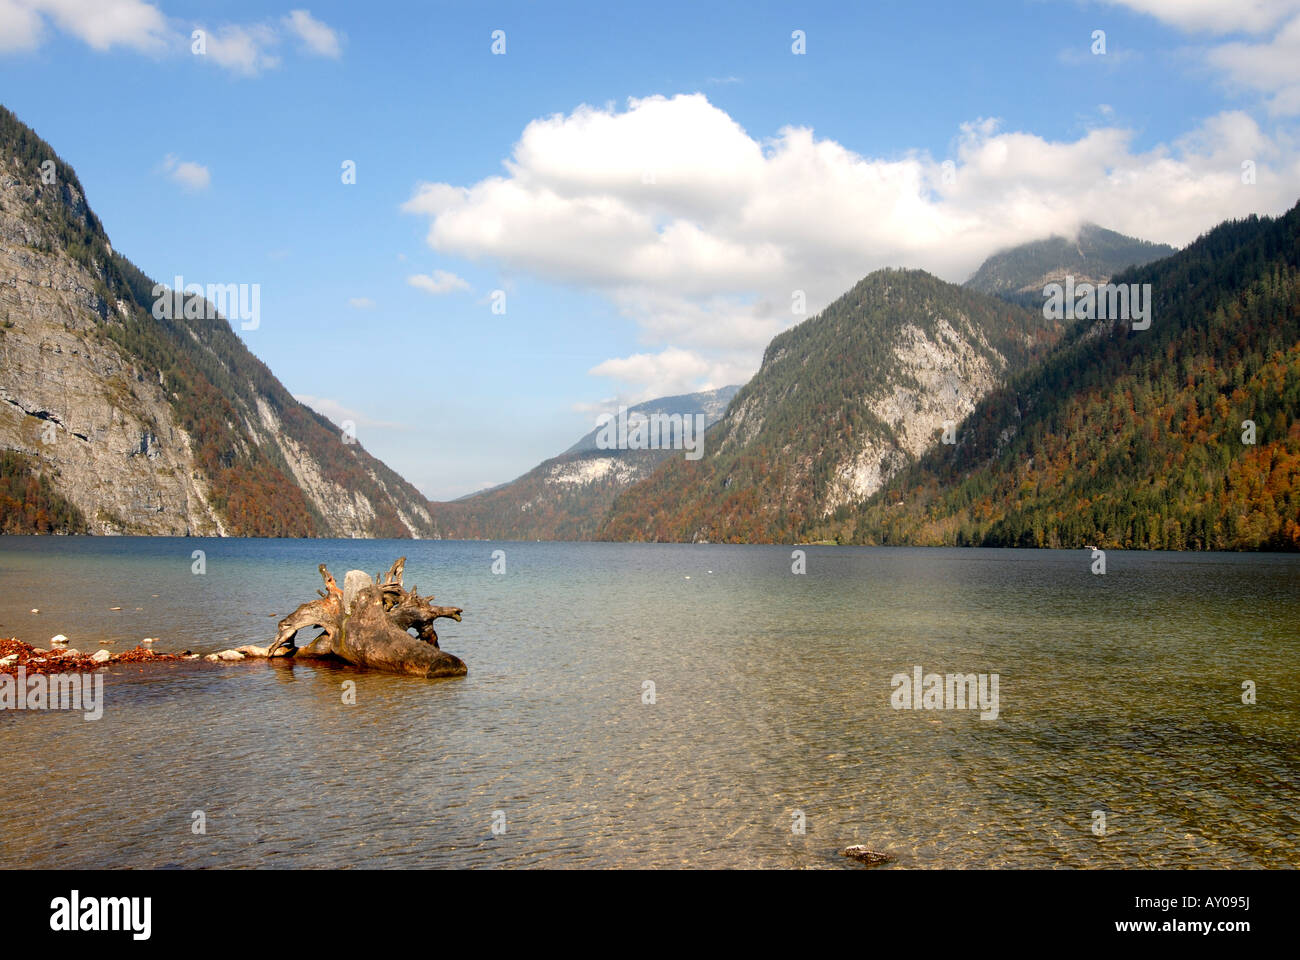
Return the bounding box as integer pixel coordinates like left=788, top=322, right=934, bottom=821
left=283, top=8, right=341, bottom=57
left=160, top=153, right=210, bottom=191
left=403, top=92, right=1298, bottom=399
left=407, top=270, right=470, bottom=295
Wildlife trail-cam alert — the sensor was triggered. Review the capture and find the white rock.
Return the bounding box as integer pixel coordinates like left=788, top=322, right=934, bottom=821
left=0, top=654, right=18, bottom=667
left=141, top=638, right=155, bottom=644
left=90, top=649, right=112, bottom=663
left=343, top=570, right=373, bottom=614
left=50, top=634, right=68, bottom=644
left=61, top=649, right=81, bottom=657
left=30, top=609, right=38, bottom=614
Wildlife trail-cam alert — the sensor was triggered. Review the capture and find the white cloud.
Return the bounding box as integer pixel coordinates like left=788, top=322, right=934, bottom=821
left=0, top=0, right=48, bottom=52
left=347, top=297, right=375, bottom=309
left=407, top=270, right=470, bottom=295
left=0, top=1, right=342, bottom=75
left=1101, top=0, right=1300, bottom=34
left=588, top=347, right=750, bottom=405
left=1206, top=15, right=1300, bottom=114
left=195, top=22, right=280, bottom=76
left=1102, top=1, right=1300, bottom=114
left=0, top=0, right=170, bottom=53
left=160, top=153, right=210, bottom=191
left=283, top=8, right=341, bottom=57
left=294, top=395, right=404, bottom=431
left=403, top=93, right=1298, bottom=399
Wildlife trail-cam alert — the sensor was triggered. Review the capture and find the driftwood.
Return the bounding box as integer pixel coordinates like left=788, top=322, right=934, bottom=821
left=266, top=557, right=467, bottom=678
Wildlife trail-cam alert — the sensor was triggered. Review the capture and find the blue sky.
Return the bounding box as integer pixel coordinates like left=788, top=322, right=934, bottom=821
left=2, top=0, right=1298, bottom=498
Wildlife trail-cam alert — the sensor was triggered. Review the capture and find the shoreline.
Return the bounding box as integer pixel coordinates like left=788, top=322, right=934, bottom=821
left=0, top=636, right=191, bottom=674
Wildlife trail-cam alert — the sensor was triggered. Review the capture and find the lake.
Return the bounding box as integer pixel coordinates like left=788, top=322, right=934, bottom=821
left=1, top=537, right=1297, bottom=868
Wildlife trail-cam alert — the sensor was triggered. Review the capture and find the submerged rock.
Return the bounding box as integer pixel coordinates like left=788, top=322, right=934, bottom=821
left=841, top=846, right=895, bottom=866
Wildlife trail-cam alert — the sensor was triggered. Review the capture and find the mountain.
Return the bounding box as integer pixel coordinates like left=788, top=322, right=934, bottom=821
left=598, top=269, right=1067, bottom=542
left=431, top=385, right=739, bottom=539
left=562, top=386, right=737, bottom=455
left=822, top=203, right=1300, bottom=551
left=0, top=105, right=436, bottom=537
left=965, top=223, right=1176, bottom=304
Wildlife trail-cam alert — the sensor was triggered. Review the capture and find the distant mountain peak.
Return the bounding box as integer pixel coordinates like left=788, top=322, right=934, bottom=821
left=965, top=224, right=1177, bottom=300
left=430, top=384, right=741, bottom=540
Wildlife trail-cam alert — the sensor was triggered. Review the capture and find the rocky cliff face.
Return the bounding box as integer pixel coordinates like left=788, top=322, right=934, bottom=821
left=0, top=157, right=223, bottom=534
left=0, top=105, right=435, bottom=537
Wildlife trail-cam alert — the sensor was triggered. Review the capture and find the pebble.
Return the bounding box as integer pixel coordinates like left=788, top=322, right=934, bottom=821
left=50, top=634, right=67, bottom=645
left=30, top=609, right=38, bottom=614
left=90, top=649, right=112, bottom=664
left=109, top=606, right=121, bottom=611
left=142, top=638, right=155, bottom=644
left=0, top=654, right=17, bottom=667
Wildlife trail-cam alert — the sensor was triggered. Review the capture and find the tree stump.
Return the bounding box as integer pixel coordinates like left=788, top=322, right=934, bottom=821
left=267, top=558, right=467, bottom=678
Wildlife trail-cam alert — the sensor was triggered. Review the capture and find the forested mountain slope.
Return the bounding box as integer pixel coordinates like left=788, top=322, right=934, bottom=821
left=832, top=204, right=1300, bottom=550
left=599, top=269, right=1066, bottom=542
left=0, top=105, right=436, bottom=536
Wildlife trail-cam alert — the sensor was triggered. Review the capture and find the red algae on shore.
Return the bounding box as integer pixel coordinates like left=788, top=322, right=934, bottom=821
left=0, top=637, right=188, bottom=675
